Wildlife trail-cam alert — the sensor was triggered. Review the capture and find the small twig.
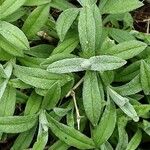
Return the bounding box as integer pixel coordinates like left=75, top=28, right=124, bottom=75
left=71, top=91, right=81, bottom=130
left=146, top=19, right=150, bottom=34
left=37, top=31, right=55, bottom=43
left=66, top=77, right=84, bottom=98
left=143, top=19, right=150, bottom=34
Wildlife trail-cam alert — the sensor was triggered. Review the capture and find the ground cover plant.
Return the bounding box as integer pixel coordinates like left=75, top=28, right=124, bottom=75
left=0, top=0, right=150, bottom=149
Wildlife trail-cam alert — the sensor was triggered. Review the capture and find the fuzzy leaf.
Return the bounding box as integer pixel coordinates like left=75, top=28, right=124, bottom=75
left=0, top=114, right=38, bottom=133
left=140, top=60, right=150, bottom=95
left=0, top=0, right=26, bottom=19
left=113, top=75, right=142, bottom=96
left=83, top=71, right=103, bottom=126
left=0, top=21, right=29, bottom=56
left=47, top=55, right=126, bottom=73
left=22, top=4, right=50, bottom=39
left=78, top=4, right=102, bottom=57
left=93, top=97, right=116, bottom=147
left=108, top=87, right=139, bottom=122
left=46, top=114, right=95, bottom=149
left=101, top=40, right=147, bottom=60
left=99, top=0, right=143, bottom=14
left=13, top=65, right=72, bottom=89
left=42, top=83, right=61, bottom=110
left=56, top=8, right=79, bottom=41
left=126, top=129, right=142, bottom=150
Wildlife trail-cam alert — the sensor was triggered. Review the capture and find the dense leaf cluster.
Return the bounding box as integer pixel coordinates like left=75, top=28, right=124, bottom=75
left=0, top=0, right=150, bottom=149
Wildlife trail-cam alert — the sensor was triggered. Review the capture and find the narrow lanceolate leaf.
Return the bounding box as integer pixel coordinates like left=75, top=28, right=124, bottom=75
left=56, top=8, right=79, bottom=41
left=78, top=5, right=96, bottom=56
left=99, top=0, right=143, bottom=14
left=22, top=4, right=50, bottom=39
left=89, top=55, right=126, bottom=71
left=140, top=60, right=150, bottom=95
left=83, top=71, right=103, bottom=126
left=116, top=117, right=128, bottom=150
left=0, top=0, right=26, bottom=19
left=47, top=55, right=126, bottom=74
left=42, top=83, right=61, bottom=110
left=41, top=53, right=76, bottom=68
left=24, top=91, right=42, bottom=115
left=108, top=28, right=135, bottom=43
left=126, top=129, right=142, bottom=150
left=101, top=40, right=147, bottom=60
left=51, top=33, right=79, bottom=55
left=11, top=127, right=36, bottom=150
left=13, top=65, right=72, bottom=89
left=113, top=75, right=142, bottom=96
left=93, top=97, right=116, bottom=147
left=33, top=111, right=48, bottom=150
left=0, top=21, right=29, bottom=56
left=108, top=87, right=139, bottom=122
left=47, top=58, right=86, bottom=73
left=0, top=86, right=16, bottom=117
left=0, top=114, right=38, bottom=133
left=46, top=114, right=95, bottom=149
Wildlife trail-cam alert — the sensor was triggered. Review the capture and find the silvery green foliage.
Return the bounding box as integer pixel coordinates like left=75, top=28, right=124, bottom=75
left=0, top=0, right=149, bottom=149
left=47, top=55, right=126, bottom=73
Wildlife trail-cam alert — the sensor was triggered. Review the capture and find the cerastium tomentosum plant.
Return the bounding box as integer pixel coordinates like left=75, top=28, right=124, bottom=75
left=0, top=0, right=150, bottom=149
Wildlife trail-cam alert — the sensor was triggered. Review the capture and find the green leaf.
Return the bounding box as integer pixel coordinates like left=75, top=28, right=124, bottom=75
left=25, top=0, right=51, bottom=6
left=0, top=21, right=29, bottom=56
left=24, top=91, right=42, bottom=115
left=0, top=48, right=12, bottom=61
left=116, top=117, right=128, bottom=150
left=108, top=28, right=135, bottom=43
left=0, top=61, right=13, bottom=100
left=141, top=120, right=150, bottom=136
left=93, top=96, right=116, bottom=147
left=108, top=87, right=139, bottom=122
left=115, top=60, right=140, bottom=82
left=113, top=75, right=142, bottom=96
left=83, top=71, right=103, bottom=126
left=47, top=55, right=126, bottom=73
left=47, top=57, right=85, bottom=73
left=48, top=140, right=69, bottom=150
left=89, top=55, right=126, bottom=72
left=0, top=0, right=26, bottom=19
left=42, top=83, right=61, bottom=110
left=0, top=86, right=16, bottom=117
left=11, top=127, right=36, bottom=150
left=140, top=60, right=150, bottom=95
left=0, top=64, right=7, bottom=78
left=41, top=53, right=76, bottom=68
left=0, top=114, right=38, bottom=133
left=78, top=4, right=102, bottom=56
left=126, top=129, right=142, bottom=150
left=25, top=44, right=54, bottom=58
left=22, top=4, right=50, bottom=39
left=18, top=55, right=45, bottom=68
left=99, top=0, right=143, bottom=14
left=56, top=8, right=79, bottom=41
left=49, top=0, right=75, bottom=11
left=101, top=40, right=147, bottom=60
left=32, top=111, right=48, bottom=150
left=13, top=65, right=72, bottom=89
left=51, top=33, right=79, bottom=55
left=46, top=114, right=95, bottom=149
